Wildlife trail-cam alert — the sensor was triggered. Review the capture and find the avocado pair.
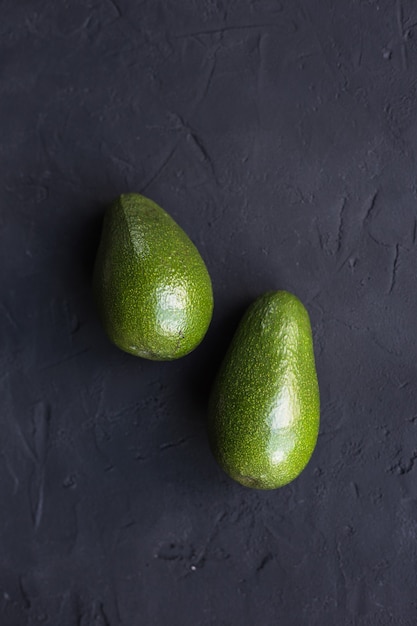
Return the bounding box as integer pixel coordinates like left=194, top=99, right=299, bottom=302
left=93, top=193, right=320, bottom=490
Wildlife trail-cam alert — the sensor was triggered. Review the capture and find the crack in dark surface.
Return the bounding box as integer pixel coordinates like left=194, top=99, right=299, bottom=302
left=396, top=0, right=408, bottom=70
left=388, top=244, right=400, bottom=294
left=336, top=196, right=348, bottom=252
left=106, top=0, right=122, bottom=19
left=140, top=142, right=181, bottom=192
left=175, top=23, right=287, bottom=39
left=159, top=436, right=192, bottom=451
left=256, top=553, right=273, bottom=572
left=335, top=540, right=347, bottom=611
left=363, top=191, right=379, bottom=226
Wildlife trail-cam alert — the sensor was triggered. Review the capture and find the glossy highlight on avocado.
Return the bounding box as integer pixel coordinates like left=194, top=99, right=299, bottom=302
left=208, top=291, right=320, bottom=489
left=93, top=193, right=213, bottom=360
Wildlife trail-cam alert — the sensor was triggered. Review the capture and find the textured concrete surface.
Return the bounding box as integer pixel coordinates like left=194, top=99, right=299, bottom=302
left=1, top=1, right=417, bottom=624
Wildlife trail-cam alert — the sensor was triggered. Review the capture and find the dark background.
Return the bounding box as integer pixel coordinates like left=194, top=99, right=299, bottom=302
left=1, top=0, right=417, bottom=624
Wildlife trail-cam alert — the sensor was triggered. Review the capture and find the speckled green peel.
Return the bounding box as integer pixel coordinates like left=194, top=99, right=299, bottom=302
left=93, top=193, right=213, bottom=360
left=208, top=291, right=320, bottom=490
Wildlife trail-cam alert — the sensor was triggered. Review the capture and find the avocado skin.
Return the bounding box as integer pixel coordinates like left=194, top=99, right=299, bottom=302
left=208, top=291, right=320, bottom=489
left=93, top=193, right=213, bottom=360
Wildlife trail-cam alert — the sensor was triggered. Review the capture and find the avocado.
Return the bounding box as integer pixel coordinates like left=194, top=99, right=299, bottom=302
left=93, top=193, right=213, bottom=360
left=208, top=291, right=319, bottom=489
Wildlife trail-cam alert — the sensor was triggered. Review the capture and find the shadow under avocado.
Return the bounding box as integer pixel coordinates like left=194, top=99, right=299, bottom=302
left=77, top=208, right=106, bottom=290
left=67, top=203, right=121, bottom=360
left=182, top=298, right=252, bottom=421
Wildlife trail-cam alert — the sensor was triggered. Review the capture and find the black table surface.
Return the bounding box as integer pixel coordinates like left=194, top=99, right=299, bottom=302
left=1, top=1, right=416, bottom=625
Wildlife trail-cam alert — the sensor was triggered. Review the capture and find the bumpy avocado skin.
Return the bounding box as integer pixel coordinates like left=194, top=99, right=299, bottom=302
left=208, top=291, right=320, bottom=489
left=93, top=193, right=213, bottom=360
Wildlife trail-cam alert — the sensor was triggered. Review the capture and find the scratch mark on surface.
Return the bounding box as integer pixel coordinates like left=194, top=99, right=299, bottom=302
left=34, top=479, right=44, bottom=529
left=413, top=218, right=417, bottom=244
left=370, top=333, right=401, bottom=357
left=351, top=482, right=360, bottom=499
left=93, top=602, right=111, bottom=626
left=396, top=0, right=408, bottom=70
left=254, top=34, right=262, bottom=131
left=77, top=611, right=86, bottom=626
left=314, top=218, right=325, bottom=252
left=368, top=233, right=390, bottom=249
left=256, top=553, right=273, bottom=572
left=108, top=153, right=134, bottom=172
left=336, top=196, right=348, bottom=252
left=28, top=402, right=50, bottom=530
left=141, top=142, right=180, bottom=192
left=0, top=302, right=17, bottom=330
left=363, top=191, right=379, bottom=226
left=13, top=417, right=37, bottom=463
left=336, top=250, right=356, bottom=273
left=186, top=131, right=216, bottom=178
left=255, top=33, right=267, bottom=130
left=189, top=510, right=228, bottom=571
left=159, top=436, right=194, bottom=451
left=2, top=453, right=19, bottom=493
left=106, top=0, right=122, bottom=19
left=175, top=23, right=284, bottom=39
left=106, top=400, right=144, bottom=423
left=40, top=348, right=90, bottom=371
left=188, top=131, right=210, bottom=162
left=104, top=572, right=122, bottom=623
left=197, top=51, right=218, bottom=105
left=18, top=576, right=31, bottom=609
left=33, top=402, right=50, bottom=463
left=388, top=244, right=400, bottom=294
left=356, top=34, right=363, bottom=68
left=329, top=317, right=362, bottom=333
left=335, top=540, right=347, bottom=610
left=314, top=197, right=348, bottom=257
left=155, top=511, right=229, bottom=572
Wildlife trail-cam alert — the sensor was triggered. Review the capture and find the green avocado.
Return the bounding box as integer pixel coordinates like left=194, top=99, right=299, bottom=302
left=208, top=291, right=320, bottom=489
left=93, top=193, right=213, bottom=360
